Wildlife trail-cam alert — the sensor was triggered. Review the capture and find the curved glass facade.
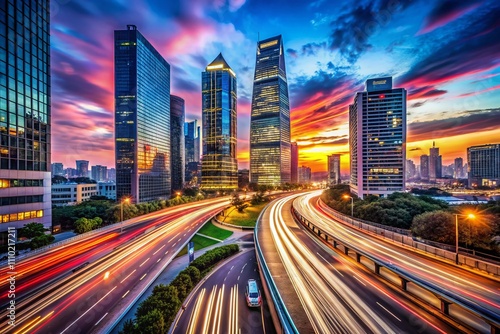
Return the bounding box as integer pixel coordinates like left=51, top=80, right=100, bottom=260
left=250, top=35, right=291, bottom=186
left=201, top=54, right=238, bottom=190
left=115, top=25, right=170, bottom=203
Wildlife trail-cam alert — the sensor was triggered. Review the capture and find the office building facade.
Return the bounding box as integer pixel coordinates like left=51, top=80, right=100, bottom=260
left=0, top=1, right=52, bottom=233
left=115, top=25, right=171, bottom=203
left=291, top=142, right=298, bottom=183
left=185, top=120, right=200, bottom=164
left=420, top=155, right=429, bottom=180
left=76, top=160, right=89, bottom=177
left=250, top=35, right=291, bottom=185
left=454, top=157, right=464, bottom=179
left=467, top=144, right=500, bottom=187
left=327, top=154, right=341, bottom=185
left=91, top=165, right=107, bottom=182
left=298, top=166, right=311, bottom=184
left=349, top=77, right=406, bottom=199
left=170, top=95, right=185, bottom=192
left=429, top=142, right=442, bottom=181
left=52, top=163, right=64, bottom=177
left=201, top=53, right=238, bottom=190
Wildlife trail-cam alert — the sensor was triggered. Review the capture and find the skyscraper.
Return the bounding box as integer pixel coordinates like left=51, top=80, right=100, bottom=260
left=467, top=143, right=500, bottom=187
left=115, top=25, right=171, bottom=203
left=0, top=1, right=52, bottom=233
left=250, top=35, right=291, bottom=186
left=91, top=165, right=108, bottom=182
left=349, top=77, right=406, bottom=199
left=327, top=154, right=341, bottom=185
left=185, top=120, right=200, bottom=164
left=454, top=157, right=464, bottom=179
left=291, top=142, right=298, bottom=183
left=52, top=163, right=64, bottom=177
left=170, top=95, right=185, bottom=192
left=429, top=142, right=442, bottom=181
left=298, top=166, right=312, bottom=184
left=201, top=53, right=238, bottom=190
left=76, top=160, right=89, bottom=177
left=420, top=155, right=429, bottom=180
left=406, top=159, right=416, bottom=180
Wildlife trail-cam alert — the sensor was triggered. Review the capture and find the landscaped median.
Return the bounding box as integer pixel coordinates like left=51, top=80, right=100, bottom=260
left=176, top=221, right=233, bottom=257
left=217, top=202, right=267, bottom=227
left=118, top=244, right=240, bottom=334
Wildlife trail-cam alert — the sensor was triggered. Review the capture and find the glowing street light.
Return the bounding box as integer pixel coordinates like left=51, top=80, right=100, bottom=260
left=343, top=194, right=354, bottom=219
left=120, top=197, right=131, bottom=232
left=454, top=213, right=475, bottom=264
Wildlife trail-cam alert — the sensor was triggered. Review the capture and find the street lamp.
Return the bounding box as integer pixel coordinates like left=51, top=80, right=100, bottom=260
left=120, top=197, right=130, bottom=223
left=454, top=213, right=475, bottom=264
left=343, top=194, right=354, bottom=218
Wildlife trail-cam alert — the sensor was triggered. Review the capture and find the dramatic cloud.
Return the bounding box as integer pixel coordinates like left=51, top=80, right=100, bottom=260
left=418, top=0, right=482, bottom=34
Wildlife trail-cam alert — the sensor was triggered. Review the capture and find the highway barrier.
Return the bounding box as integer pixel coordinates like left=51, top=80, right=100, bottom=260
left=254, top=204, right=299, bottom=334
left=292, top=203, right=500, bottom=334
left=317, top=199, right=500, bottom=277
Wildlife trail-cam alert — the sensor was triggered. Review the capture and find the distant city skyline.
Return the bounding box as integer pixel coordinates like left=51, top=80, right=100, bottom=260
left=50, top=0, right=500, bottom=173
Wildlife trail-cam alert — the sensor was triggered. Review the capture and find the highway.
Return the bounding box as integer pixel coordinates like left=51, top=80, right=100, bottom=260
left=261, top=193, right=460, bottom=334
left=294, top=191, right=500, bottom=332
left=171, top=240, right=275, bottom=334
left=0, top=198, right=231, bottom=334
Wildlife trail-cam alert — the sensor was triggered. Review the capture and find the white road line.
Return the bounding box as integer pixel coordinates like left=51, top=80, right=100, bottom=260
left=316, top=252, right=344, bottom=277
left=165, top=250, right=169, bottom=255
left=157, top=257, right=162, bottom=263
left=61, top=286, right=117, bottom=333
left=153, top=244, right=166, bottom=255
left=120, top=269, right=136, bottom=283
left=140, top=257, right=150, bottom=267
left=94, top=312, right=109, bottom=326
left=353, top=275, right=367, bottom=286
left=237, top=275, right=240, bottom=281
left=140, top=273, right=147, bottom=280
left=377, top=302, right=402, bottom=321
left=122, top=290, right=130, bottom=298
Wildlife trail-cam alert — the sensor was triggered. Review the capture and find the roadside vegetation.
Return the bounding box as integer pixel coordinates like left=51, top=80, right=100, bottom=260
left=176, top=222, right=233, bottom=257
left=216, top=192, right=268, bottom=227
left=322, top=185, right=500, bottom=255
left=119, top=244, right=240, bottom=334
left=1, top=222, right=54, bottom=255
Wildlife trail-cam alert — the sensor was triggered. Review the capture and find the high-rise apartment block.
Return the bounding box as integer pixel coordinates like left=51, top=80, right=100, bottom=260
left=291, top=142, right=298, bottom=183
left=327, top=154, right=341, bottom=185
left=420, top=155, right=429, bottom=180
left=467, top=144, right=500, bottom=187
left=250, top=35, right=291, bottom=185
left=52, top=163, right=64, bottom=177
left=349, top=77, right=406, bottom=199
left=185, top=120, right=201, bottom=184
left=115, top=25, right=171, bottom=203
left=298, top=166, right=311, bottom=184
left=454, top=157, right=464, bottom=179
left=170, top=95, right=185, bottom=192
left=201, top=54, right=238, bottom=190
left=0, top=1, right=52, bottom=233
left=76, top=160, right=89, bottom=177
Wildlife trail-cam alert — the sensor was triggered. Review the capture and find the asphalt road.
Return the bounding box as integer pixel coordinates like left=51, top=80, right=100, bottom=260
left=171, top=247, right=275, bottom=334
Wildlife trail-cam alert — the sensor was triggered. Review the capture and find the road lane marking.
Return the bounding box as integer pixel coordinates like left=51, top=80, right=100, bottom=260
left=153, top=244, right=166, bottom=255
left=237, top=275, right=240, bottom=281
left=120, top=269, right=136, bottom=283
left=316, top=252, right=344, bottom=277
left=173, top=242, right=177, bottom=247
left=377, top=302, right=401, bottom=321
left=122, top=290, right=130, bottom=298
left=353, top=275, right=367, bottom=286
left=61, top=286, right=117, bottom=334
left=157, top=257, right=162, bottom=263
left=213, top=285, right=224, bottom=334
left=165, top=250, right=169, bottom=255
left=140, top=273, right=147, bottom=280
left=140, top=257, right=150, bottom=267
left=94, top=312, right=108, bottom=326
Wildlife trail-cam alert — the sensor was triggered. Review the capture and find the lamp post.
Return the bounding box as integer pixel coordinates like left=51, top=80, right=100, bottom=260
left=342, top=195, right=354, bottom=224
left=454, top=213, right=475, bottom=264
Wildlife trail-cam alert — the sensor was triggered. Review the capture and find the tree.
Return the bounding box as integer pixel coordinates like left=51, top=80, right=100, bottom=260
left=74, top=217, right=102, bottom=234
left=170, top=274, right=193, bottom=300
left=52, top=175, right=68, bottom=184
left=230, top=194, right=248, bottom=213
left=119, top=319, right=137, bottom=334
left=18, top=222, right=46, bottom=239
left=411, top=211, right=455, bottom=244
left=30, top=234, right=55, bottom=249
left=136, top=309, right=166, bottom=334
left=182, top=266, right=201, bottom=285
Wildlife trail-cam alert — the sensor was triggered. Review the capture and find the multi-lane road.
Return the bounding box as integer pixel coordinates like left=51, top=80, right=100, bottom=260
left=1, top=197, right=231, bottom=334
left=171, top=238, right=275, bottom=334
left=258, top=192, right=478, bottom=333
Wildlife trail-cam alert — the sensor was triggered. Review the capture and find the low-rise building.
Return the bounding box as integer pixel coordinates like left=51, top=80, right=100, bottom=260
left=98, top=182, right=116, bottom=200
left=51, top=183, right=98, bottom=206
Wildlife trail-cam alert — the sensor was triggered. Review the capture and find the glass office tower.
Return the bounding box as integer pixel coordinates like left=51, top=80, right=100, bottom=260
left=170, top=95, right=185, bottom=193
left=201, top=53, right=238, bottom=190
left=250, top=35, right=291, bottom=186
left=115, top=25, right=170, bottom=203
left=349, top=77, right=406, bottom=199
left=467, top=143, right=500, bottom=187
left=0, top=1, right=52, bottom=234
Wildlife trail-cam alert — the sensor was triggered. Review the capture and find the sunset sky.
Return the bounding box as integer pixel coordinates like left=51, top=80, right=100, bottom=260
left=51, top=0, right=500, bottom=173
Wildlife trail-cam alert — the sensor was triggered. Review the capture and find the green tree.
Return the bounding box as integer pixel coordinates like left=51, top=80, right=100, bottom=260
left=411, top=211, right=455, bottom=244
left=136, top=309, right=166, bottom=334
left=18, top=222, right=46, bottom=239
left=74, top=217, right=94, bottom=234
left=170, top=274, right=193, bottom=300
left=119, top=319, right=137, bottom=334
left=30, top=234, right=55, bottom=249
left=182, top=266, right=201, bottom=285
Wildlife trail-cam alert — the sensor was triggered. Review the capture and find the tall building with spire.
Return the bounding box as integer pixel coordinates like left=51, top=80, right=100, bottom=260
left=201, top=53, right=238, bottom=190
left=114, top=25, right=171, bottom=203
left=349, top=77, right=406, bottom=199
left=250, top=35, right=291, bottom=186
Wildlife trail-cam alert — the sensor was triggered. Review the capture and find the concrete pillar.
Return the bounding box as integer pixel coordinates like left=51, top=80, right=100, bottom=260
left=333, top=240, right=337, bottom=248
left=374, top=263, right=380, bottom=274
left=400, top=277, right=408, bottom=291
left=440, top=300, right=451, bottom=315
left=344, top=247, right=349, bottom=255
left=356, top=253, right=361, bottom=262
